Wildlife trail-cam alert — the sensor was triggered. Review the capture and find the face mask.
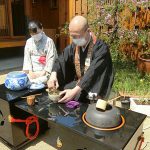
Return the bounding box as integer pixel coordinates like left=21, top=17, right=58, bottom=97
left=32, top=32, right=42, bottom=42
left=72, top=37, right=87, bottom=46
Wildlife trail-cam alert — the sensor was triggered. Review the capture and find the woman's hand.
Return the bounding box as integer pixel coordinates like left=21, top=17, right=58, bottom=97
left=28, top=71, right=37, bottom=79
left=47, top=72, right=59, bottom=89
left=28, top=70, right=46, bottom=79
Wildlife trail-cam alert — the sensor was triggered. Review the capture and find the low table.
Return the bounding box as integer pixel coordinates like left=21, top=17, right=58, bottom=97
left=0, top=84, right=48, bottom=149
left=15, top=92, right=146, bottom=150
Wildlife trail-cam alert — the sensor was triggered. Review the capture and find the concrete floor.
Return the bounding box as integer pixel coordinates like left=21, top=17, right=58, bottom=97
left=0, top=74, right=150, bottom=150
left=0, top=56, right=23, bottom=75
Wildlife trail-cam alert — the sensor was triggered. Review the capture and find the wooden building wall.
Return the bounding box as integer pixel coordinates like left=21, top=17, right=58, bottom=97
left=0, top=0, right=89, bottom=50
left=71, top=0, right=88, bottom=17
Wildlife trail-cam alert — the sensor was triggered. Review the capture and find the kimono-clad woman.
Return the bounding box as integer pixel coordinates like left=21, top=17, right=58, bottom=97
left=23, top=20, right=58, bottom=84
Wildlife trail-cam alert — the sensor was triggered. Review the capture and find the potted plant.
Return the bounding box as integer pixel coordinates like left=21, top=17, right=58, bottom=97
left=137, top=52, right=150, bottom=74
left=137, top=30, right=150, bottom=74
left=130, top=97, right=150, bottom=116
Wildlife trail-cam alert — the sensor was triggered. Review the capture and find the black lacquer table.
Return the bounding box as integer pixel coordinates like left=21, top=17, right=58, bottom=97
left=15, top=92, right=146, bottom=150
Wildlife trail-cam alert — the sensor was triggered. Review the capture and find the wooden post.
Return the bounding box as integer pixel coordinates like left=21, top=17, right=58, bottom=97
left=59, top=0, right=70, bottom=51
left=24, top=0, right=32, bottom=19
left=7, top=0, right=13, bottom=37
left=69, top=0, right=73, bottom=20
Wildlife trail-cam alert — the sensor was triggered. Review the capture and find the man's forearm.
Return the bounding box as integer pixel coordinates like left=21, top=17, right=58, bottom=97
left=73, top=85, right=82, bottom=94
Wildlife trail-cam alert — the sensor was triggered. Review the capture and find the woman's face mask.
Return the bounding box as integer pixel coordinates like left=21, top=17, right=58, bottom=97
left=72, top=37, right=87, bottom=46
left=32, top=32, right=42, bottom=42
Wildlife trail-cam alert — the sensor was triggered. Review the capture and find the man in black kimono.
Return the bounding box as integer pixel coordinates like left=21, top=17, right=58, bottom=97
left=47, top=16, right=114, bottom=103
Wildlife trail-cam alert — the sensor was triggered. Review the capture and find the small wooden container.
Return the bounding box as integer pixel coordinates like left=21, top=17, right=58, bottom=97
left=27, top=95, right=35, bottom=106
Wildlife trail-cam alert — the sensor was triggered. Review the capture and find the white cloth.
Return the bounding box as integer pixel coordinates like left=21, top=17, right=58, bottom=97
left=88, top=92, right=97, bottom=100
left=29, top=75, right=48, bottom=84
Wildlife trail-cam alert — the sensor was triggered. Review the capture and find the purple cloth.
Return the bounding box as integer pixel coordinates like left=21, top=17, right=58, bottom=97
left=65, top=100, right=80, bottom=109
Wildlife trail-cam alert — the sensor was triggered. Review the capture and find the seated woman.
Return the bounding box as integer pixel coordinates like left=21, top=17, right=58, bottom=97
left=23, top=20, right=58, bottom=84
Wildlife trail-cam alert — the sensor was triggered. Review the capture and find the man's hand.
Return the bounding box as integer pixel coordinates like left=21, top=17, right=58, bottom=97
left=58, top=86, right=81, bottom=103
left=47, top=72, right=59, bottom=89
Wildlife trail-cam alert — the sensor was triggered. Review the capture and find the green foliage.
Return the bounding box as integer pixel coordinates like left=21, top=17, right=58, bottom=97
left=127, top=2, right=136, bottom=13
left=87, top=0, right=150, bottom=97
left=59, top=22, right=69, bottom=35
left=138, top=30, right=149, bottom=47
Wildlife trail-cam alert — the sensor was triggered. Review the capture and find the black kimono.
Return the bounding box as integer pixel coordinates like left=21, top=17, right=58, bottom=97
left=52, top=39, right=114, bottom=100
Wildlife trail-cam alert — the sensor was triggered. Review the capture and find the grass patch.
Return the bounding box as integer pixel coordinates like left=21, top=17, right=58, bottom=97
left=112, top=59, right=150, bottom=97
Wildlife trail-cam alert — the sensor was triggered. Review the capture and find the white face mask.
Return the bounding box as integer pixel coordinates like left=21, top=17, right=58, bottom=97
left=32, top=32, right=42, bottom=42
left=72, top=37, right=87, bottom=46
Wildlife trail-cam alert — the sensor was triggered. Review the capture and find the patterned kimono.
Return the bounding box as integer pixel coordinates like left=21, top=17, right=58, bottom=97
left=23, top=33, right=58, bottom=83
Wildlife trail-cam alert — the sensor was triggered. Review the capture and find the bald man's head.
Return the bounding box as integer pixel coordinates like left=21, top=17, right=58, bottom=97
left=69, top=16, right=89, bottom=33
left=69, top=16, right=91, bottom=46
